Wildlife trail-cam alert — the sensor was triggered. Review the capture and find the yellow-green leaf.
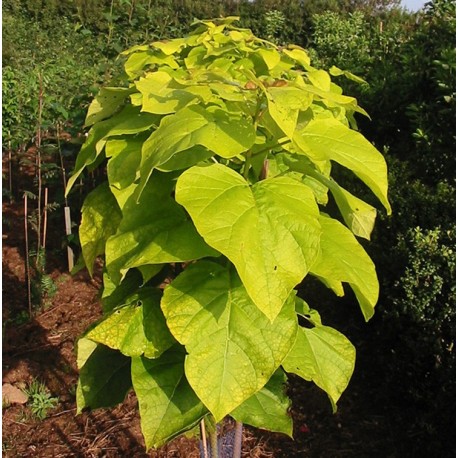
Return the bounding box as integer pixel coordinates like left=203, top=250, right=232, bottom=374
left=231, top=369, right=292, bottom=437
left=80, top=183, right=121, bottom=276
left=282, top=317, right=355, bottom=411
left=161, top=261, right=298, bottom=421
left=301, top=118, right=391, bottom=213
left=310, top=215, right=379, bottom=321
left=176, top=164, right=322, bottom=321
left=86, top=288, right=174, bottom=359
left=131, top=348, right=207, bottom=449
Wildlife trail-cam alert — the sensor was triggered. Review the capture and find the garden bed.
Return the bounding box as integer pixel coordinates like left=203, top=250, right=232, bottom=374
left=3, top=196, right=411, bottom=458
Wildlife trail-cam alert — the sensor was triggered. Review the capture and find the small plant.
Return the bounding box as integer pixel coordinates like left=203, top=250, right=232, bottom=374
left=2, top=397, right=11, bottom=410
left=24, top=379, right=59, bottom=420
left=15, top=406, right=32, bottom=424
left=68, top=17, right=390, bottom=452
left=68, top=384, right=77, bottom=399
left=6, top=310, right=30, bottom=327
left=26, top=248, right=58, bottom=310
left=2, top=438, right=14, bottom=453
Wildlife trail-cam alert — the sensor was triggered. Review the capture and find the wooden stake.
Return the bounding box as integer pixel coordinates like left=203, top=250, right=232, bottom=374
left=42, top=187, right=48, bottom=250
left=232, top=422, right=243, bottom=458
left=8, top=142, right=13, bottom=203
left=56, top=123, right=68, bottom=195
left=35, top=71, right=43, bottom=266
left=64, top=206, right=74, bottom=272
left=200, top=419, right=209, bottom=458
left=57, top=123, right=74, bottom=272
left=210, top=427, right=219, bottom=458
left=24, top=194, right=32, bottom=318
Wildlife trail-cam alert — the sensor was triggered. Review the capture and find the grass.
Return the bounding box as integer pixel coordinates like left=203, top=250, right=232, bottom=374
left=24, top=379, right=59, bottom=420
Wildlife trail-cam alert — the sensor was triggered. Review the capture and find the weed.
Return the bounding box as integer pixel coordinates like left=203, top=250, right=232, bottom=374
left=2, top=397, right=11, bottom=410
left=2, top=439, right=12, bottom=452
left=24, top=379, right=59, bottom=420
left=28, top=248, right=58, bottom=309
left=68, top=384, right=77, bottom=398
left=15, top=406, right=32, bottom=424
left=7, top=310, right=30, bottom=327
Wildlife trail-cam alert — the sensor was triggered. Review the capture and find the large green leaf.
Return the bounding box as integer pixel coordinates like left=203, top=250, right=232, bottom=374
left=231, top=369, right=292, bottom=437
left=151, top=38, right=186, bottom=55
left=136, top=71, right=213, bottom=114
left=300, top=118, right=391, bottom=213
left=307, top=69, right=332, bottom=92
left=139, top=105, right=256, bottom=191
left=282, top=319, right=355, bottom=412
left=328, top=182, right=376, bottom=240
left=300, top=163, right=376, bottom=239
left=277, top=153, right=376, bottom=239
left=175, top=163, right=321, bottom=321
left=161, top=261, right=298, bottom=421
left=266, top=86, right=313, bottom=138
left=106, top=171, right=217, bottom=284
left=282, top=47, right=311, bottom=69
left=85, top=87, right=135, bottom=127
left=66, top=105, right=159, bottom=194
left=157, top=146, right=213, bottom=172
left=310, top=215, right=379, bottom=321
left=256, top=48, right=281, bottom=70
left=124, top=50, right=178, bottom=78
left=76, top=340, right=131, bottom=414
left=106, top=137, right=144, bottom=190
left=79, top=183, right=122, bottom=276
left=131, top=348, right=207, bottom=449
left=86, top=288, right=174, bottom=359
left=102, top=268, right=144, bottom=312
left=137, top=264, right=164, bottom=284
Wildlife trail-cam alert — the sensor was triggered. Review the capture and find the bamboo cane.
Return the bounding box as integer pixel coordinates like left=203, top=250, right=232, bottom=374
left=232, top=422, right=243, bottom=458
left=56, top=123, right=75, bottom=272
left=8, top=141, right=13, bottom=203
left=42, top=187, right=48, bottom=250
left=64, top=206, right=74, bottom=272
left=35, top=71, right=43, bottom=267
left=24, top=193, right=32, bottom=318
left=200, top=419, right=209, bottom=458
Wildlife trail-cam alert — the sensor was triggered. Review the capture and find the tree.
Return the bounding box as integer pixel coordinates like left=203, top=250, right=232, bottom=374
left=69, top=17, right=390, bottom=452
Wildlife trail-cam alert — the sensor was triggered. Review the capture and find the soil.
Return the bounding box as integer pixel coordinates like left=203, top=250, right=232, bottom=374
left=2, top=149, right=454, bottom=458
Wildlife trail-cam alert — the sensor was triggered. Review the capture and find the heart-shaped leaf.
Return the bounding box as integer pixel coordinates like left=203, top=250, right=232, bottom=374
left=161, top=261, right=298, bottom=421
left=76, top=340, right=131, bottom=414
left=106, top=171, right=217, bottom=283
left=231, top=369, right=292, bottom=437
left=300, top=118, right=391, bottom=213
left=310, top=215, right=379, bottom=321
left=80, top=183, right=122, bottom=276
left=131, top=348, right=207, bottom=449
left=86, top=288, right=174, bottom=359
left=282, top=313, right=355, bottom=411
left=176, top=163, right=321, bottom=321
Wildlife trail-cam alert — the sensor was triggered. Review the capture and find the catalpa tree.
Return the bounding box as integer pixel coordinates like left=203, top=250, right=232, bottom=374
left=67, top=17, right=390, bottom=450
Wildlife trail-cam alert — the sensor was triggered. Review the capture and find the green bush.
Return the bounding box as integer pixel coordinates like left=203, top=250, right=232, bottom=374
left=308, top=4, right=455, bottom=452
left=373, top=224, right=455, bottom=448
left=368, top=154, right=455, bottom=374
left=392, top=226, right=455, bottom=325
left=310, top=11, right=372, bottom=72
